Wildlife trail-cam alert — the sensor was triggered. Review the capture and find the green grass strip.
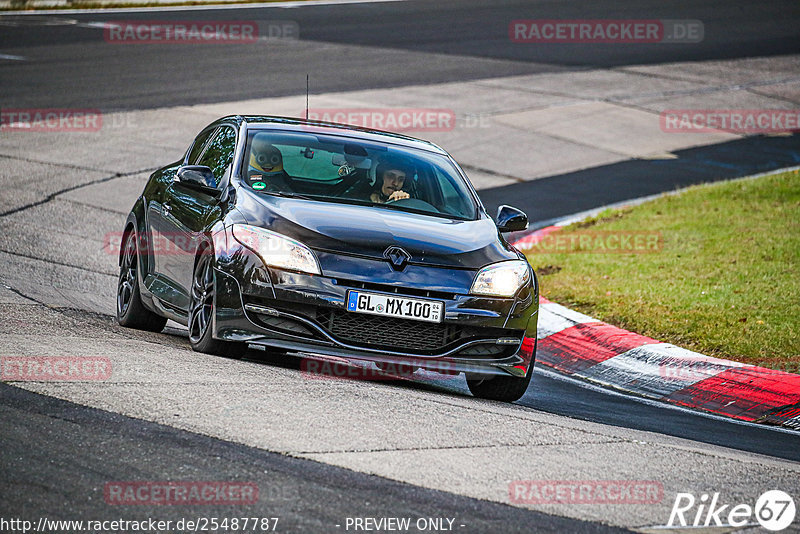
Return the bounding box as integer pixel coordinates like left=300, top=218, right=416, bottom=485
left=526, top=169, right=800, bottom=369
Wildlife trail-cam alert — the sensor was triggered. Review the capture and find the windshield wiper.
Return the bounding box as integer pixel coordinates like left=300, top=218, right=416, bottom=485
left=260, top=190, right=315, bottom=201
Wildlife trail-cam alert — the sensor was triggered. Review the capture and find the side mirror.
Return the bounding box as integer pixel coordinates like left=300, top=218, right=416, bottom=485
left=496, top=205, right=528, bottom=233
left=176, top=165, right=219, bottom=192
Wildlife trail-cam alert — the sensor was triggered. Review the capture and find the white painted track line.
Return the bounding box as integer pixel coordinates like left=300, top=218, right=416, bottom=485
left=0, top=0, right=406, bottom=16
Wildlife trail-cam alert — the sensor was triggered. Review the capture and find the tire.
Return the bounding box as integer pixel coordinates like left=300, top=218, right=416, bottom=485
left=466, top=339, right=537, bottom=402
left=117, top=229, right=168, bottom=332
left=188, top=245, right=247, bottom=359
left=466, top=372, right=533, bottom=403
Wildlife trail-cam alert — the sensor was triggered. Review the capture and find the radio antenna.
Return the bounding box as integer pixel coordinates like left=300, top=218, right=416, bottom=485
left=305, top=74, right=309, bottom=120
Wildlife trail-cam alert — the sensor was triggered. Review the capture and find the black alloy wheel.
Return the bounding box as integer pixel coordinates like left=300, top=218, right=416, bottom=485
left=188, top=246, right=247, bottom=358
left=116, top=230, right=167, bottom=332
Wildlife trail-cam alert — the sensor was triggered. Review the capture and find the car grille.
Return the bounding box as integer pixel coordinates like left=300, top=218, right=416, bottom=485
left=317, top=309, right=462, bottom=352
left=243, top=296, right=521, bottom=356
left=334, top=278, right=456, bottom=301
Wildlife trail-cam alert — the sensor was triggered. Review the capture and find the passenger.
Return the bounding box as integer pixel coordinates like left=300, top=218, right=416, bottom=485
left=248, top=137, right=291, bottom=192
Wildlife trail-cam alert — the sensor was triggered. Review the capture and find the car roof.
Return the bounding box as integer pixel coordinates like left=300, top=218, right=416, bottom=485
left=210, top=115, right=449, bottom=155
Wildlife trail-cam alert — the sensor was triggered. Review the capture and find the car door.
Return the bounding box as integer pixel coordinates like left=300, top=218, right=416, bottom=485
left=145, top=126, right=218, bottom=310
left=159, top=125, right=237, bottom=312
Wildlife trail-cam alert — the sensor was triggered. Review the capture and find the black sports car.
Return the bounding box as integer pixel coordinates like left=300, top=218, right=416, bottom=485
left=117, top=116, right=539, bottom=402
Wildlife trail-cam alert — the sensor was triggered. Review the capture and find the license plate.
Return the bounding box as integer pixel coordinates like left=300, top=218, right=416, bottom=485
left=346, top=290, right=443, bottom=323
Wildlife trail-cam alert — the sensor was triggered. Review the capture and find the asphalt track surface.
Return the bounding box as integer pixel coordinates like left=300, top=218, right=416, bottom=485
left=0, top=0, right=798, bottom=110
left=478, top=134, right=800, bottom=223
left=241, top=353, right=800, bottom=463
left=0, top=383, right=625, bottom=533
left=2, top=0, right=800, bottom=532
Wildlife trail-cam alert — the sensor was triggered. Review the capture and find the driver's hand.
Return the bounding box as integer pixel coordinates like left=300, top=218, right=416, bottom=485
left=388, top=190, right=410, bottom=202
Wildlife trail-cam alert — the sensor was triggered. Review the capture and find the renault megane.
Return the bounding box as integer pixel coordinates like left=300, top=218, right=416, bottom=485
left=116, top=115, right=538, bottom=402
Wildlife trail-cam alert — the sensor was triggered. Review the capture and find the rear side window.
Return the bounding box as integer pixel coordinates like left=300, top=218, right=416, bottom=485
left=197, top=127, right=237, bottom=185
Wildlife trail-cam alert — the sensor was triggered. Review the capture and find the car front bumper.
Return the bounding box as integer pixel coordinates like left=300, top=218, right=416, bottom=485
left=212, top=237, right=538, bottom=378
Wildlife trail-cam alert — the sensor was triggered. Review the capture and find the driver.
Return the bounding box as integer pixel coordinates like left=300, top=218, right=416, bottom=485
left=248, top=136, right=291, bottom=192
left=371, top=158, right=413, bottom=203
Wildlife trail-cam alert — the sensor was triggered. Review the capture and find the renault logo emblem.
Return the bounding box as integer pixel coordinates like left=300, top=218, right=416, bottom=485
left=384, top=246, right=411, bottom=271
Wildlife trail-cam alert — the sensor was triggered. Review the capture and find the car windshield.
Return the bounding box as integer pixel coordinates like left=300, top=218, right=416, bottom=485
left=241, top=129, right=477, bottom=220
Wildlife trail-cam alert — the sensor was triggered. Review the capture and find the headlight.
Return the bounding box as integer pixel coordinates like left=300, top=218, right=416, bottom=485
left=470, top=260, right=531, bottom=297
left=232, top=224, right=321, bottom=275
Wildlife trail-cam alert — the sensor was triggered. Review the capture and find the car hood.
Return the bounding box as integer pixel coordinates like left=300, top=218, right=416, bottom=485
left=236, top=190, right=518, bottom=269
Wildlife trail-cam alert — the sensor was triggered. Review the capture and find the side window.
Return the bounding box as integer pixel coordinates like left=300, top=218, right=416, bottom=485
left=432, top=167, right=471, bottom=219
left=439, top=172, right=459, bottom=205
left=197, top=127, right=237, bottom=188
left=187, top=128, right=216, bottom=165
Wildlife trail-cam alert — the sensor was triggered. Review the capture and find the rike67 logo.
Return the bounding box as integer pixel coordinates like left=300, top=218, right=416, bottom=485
left=668, top=490, right=796, bottom=531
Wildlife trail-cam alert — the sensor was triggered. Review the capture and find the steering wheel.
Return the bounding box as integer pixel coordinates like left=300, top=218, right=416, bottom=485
left=330, top=169, right=367, bottom=197
left=385, top=197, right=439, bottom=213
